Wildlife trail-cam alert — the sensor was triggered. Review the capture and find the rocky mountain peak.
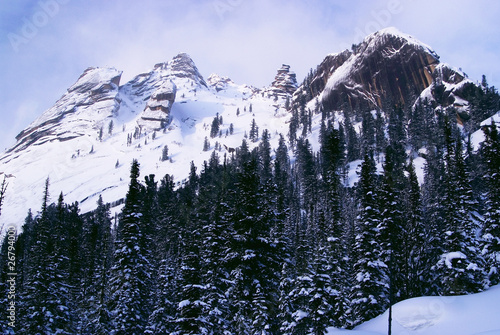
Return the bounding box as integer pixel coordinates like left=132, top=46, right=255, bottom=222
left=12, top=67, right=122, bottom=152
left=166, top=53, right=207, bottom=88
left=298, top=27, right=441, bottom=114
left=264, top=64, right=298, bottom=98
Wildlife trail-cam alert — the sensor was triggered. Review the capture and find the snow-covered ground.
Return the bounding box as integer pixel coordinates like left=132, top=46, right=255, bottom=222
left=326, top=285, right=500, bottom=335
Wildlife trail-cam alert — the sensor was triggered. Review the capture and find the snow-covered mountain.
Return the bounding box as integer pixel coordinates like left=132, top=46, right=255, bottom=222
left=0, top=53, right=292, bottom=226
left=295, top=27, right=473, bottom=116
left=0, top=27, right=492, bottom=228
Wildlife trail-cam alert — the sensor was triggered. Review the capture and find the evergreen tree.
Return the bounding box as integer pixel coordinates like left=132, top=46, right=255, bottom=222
left=227, top=155, right=279, bottom=334
left=435, top=118, right=485, bottom=295
left=403, top=159, right=426, bottom=298
left=145, top=258, right=178, bottom=335
left=344, top=115, right=360, bottom=162
left=408, top=100, right=427, bottom=150
left=146, top=174, right=180, bottom=334
left=319, top=124, right=349, bottom=327
left=295, top=138, right=318, bottom=211
left=109, top=160, right=150, bottom=334
left=351, top=152, right=388, bottom=326
left=361, top=110, right=375, bottom=154
left=210, top=114, right=220, bottom=138
left=289, top=107, right=299, bottom=145
left=108, top=120, right=114, bottom=136
left=249, top=118, right=259, bottom=142
left=374, top=110, right=387, bottom=156
left=19, top=180, right=76, bottom=335
left=203, top=136, right=211, bottom=151
left=172, top=219, right=208, bottom=334
left=79, top=196, right=113, bottom=334
left=378, top=146, right=405, bottom=307
left=421, top=145, right=447, bottom=295
left=0, top=176, right=6, bottom=217
left=259, top=129, right=273, bottom=184
left=481, top=121, right=500, bottom=286
left=161, top=145, right=169, bottom=161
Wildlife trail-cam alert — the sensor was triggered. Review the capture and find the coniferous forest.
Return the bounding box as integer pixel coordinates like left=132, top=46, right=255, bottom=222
left=1, top=80, right=500, bottom=335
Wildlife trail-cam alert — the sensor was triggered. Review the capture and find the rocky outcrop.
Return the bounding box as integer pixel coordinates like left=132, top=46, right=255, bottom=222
left=137, top=80, right=176, bottom=129
left=298, top=28, right=440, bottom=114
left=416, top=63, right=475, bottom=122
left=207, top=74, right=234, bottom=92
left=265, top=64, right=298, bottom=98
left=13, top=67, right=122, bottom=152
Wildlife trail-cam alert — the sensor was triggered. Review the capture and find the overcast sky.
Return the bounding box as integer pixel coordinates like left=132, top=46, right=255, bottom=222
left=1, top=0, right=499, bottom=151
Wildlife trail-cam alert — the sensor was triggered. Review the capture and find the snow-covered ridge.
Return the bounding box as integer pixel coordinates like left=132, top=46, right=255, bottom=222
left=12, top=67, right=123, bottom=152
left=367, top=27, right=437, bottom=57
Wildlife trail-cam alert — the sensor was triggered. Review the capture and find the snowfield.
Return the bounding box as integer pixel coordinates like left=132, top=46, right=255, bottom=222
left=326, top=285, right=500, bottom=335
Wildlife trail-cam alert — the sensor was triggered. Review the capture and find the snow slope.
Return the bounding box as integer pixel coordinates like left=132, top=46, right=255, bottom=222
left=0, top=55, right=292, bottom=229
left=326, top=285, right=500, bottom=335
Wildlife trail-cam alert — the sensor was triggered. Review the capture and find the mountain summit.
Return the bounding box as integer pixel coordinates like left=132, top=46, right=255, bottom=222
left=296, top=27, right=441, bottom=112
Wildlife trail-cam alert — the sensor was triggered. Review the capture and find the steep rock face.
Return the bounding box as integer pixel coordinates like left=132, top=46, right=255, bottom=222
left=121, top=53, right=208, bottom=130
left=264, top=64, right=298, bottom=98
left=13, top=67, right=122, bottom=152
left=137, top=80, right=177, bottom=130
left=299, top=28, right=440, bottom=113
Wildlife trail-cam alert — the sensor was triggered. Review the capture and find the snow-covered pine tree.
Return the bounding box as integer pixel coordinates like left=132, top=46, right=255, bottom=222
left=146, top=174, right=180, bottom=335
left=319, top=125, right=349, bottom=327
left=210, top=114, right=220, bottom=138
left=421, top=144, right=447, bottom=295
left=108, top=159, right=150, bottom=334
left=481, top=121, right=500, bottom=286
left=0, top=176, right=6, bottom=217
left=378, top=145, right=402, bottom=315
left=435, top=117, right=485, bottom=295
left=361, top=110, right=375, bottom=155
left=197, top=152, right=233, bottom=334
left=344, top=114, right=360, bottom=162
left=19, top=180, right=76, bottom=335
left=249, top=118, right=259, bottom=142
left=309, top=237, right=335, bottom=335
left=402, top=159, right=427, bottom=298
left=171, top=221, right=208, bottom=334
left=374, top=110, right=387, bottom=157
left=295, top=138, right=318, bottom=212
left=79, top=195, right=113, bottom=334
left=226, top=154, right=279, bottom=334
left=284, top=219, right=314, bottom=335
left=351, top=152, right=388, bottom=326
